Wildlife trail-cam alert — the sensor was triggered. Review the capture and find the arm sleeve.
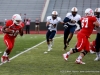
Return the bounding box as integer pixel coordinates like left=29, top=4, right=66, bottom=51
left=46, top=16, right=50, bottom=22
left=92, top=17, right=97, bottom=22
left=63, top=17, right=71, bottom=23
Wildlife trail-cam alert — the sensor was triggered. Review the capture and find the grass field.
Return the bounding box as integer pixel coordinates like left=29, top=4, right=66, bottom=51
left=0, top=34, right=100, bottom=75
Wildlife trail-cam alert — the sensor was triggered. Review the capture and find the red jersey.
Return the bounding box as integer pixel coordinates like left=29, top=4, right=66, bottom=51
left=80, top=16, right=97, bottom=37
left=5, top=20, right=24, bottom=38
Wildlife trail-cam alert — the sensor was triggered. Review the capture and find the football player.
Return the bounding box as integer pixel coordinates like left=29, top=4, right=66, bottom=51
left=1, top=14, right=24, bottom=63
left=46, top=11, right=63, bottom=51
left=94, top=8, right=100, bottom=61
left=63, top=8, right=100, bottom=64
left=63, top=7, right=81, bottom=50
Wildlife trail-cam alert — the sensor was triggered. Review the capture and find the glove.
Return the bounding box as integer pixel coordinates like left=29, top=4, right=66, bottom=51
left=64, top=25, right=68, bottom=28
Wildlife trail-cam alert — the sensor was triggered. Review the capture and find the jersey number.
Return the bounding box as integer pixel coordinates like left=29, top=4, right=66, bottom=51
left=82, top=18, right=88, bottom=28
left=9, top=30, right=19, bottom=36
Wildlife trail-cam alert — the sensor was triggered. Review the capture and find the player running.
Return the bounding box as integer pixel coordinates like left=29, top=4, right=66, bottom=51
left=1, top=14, right=24, bottom=63
left=94, top=8, right=100, bottom=61
left=63, top=8, right=100, bottom=64
left=63, top=7, right=81, bottom=50
left=46, top=11, right=63, bottom=51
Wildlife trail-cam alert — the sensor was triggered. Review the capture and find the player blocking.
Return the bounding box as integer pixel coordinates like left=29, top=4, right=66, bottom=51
left=63, top=8, right=100, bottom=64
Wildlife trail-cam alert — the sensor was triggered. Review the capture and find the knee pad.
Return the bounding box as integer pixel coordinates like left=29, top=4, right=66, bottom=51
left=81, top=50, right=88, bottom=56
left=72, top=48, right=78, bottom=53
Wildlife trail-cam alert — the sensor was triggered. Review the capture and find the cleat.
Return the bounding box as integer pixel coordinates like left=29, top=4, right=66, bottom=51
left=6, top=56, right=10, bottom=62
left=50, top=44, right=53, bottom=48
left=75, top=59, right=85, bottom=64
left=63, top=53, right=69, bottom=61
left=64, top=43, right=69, bottom=50
left=47, top=48, right=52, bottom=51
left=90, top=50, right=96, bottom=54
left=94, top=57, right=100, bottom=61
left=1, top=56, right=6, bottom=63
left=64, top=45, right=67, bottom=50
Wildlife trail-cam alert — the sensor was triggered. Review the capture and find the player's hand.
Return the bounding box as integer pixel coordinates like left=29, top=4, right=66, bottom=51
left=19, top=28, right=23, bottom=36
left=5, top=28, right=15, bottom=34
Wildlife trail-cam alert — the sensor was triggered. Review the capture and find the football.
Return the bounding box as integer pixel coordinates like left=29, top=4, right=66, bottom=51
left=5, top=28, right=11, bottom=31
left=5, top=28, right=14, bottom=33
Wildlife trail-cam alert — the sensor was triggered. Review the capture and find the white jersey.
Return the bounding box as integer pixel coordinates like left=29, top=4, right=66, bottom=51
left=95, top=18, right=100, bottom=33
left=66, top=12, right=81, bottom=26
left=46, top=16, right=62, bottom=31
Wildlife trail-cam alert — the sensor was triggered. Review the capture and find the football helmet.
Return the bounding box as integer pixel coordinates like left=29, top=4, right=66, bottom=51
left=12, top=14, right=22, bottom=25
left=94, top=8, right=100, bottom=18
left=52, top=11, right=58, bottom=19
left=71, top=7, right=78, bottom=16
left=52, top=11, right=58, bottom=15
left=85, top=8, right=94, bottom=16
left=71, top=7, right=78, bottom=12
left=95, top=8, right=100, bottom=12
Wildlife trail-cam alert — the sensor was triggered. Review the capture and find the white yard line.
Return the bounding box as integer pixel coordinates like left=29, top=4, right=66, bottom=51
left=0, top=36, right=63, bottom=66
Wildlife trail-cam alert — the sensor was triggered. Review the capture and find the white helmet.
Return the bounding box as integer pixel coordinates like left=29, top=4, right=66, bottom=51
left=95, top=8, right=100, bottom=12
left=12, top=14, right=22, bottom=25
left=52, top=11, right=58, bottom=15
left=71, top=7, right=78, bottom=12
left=85, top=8, right=94, bottom=16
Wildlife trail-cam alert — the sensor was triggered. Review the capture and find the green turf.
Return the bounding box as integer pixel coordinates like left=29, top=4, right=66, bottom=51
left=0, top=34, right=100, bottom=75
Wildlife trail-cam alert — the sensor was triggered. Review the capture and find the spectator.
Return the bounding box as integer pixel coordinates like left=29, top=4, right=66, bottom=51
left=25, top=19, right=31, bottom=34
left=24, top=13, right=26, bottom=23
left=35, top=18, right=40, bottom=34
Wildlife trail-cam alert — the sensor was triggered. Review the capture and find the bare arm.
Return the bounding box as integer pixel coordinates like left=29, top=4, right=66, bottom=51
left=93, top=21, right=100, bottom=27
left=60, top=21, right=64, bottom=24
left=19, top=28, right=24, bottom=36
left=46, top=22, right=50, bottom=27
left=2, top=25, right=13, bottom=34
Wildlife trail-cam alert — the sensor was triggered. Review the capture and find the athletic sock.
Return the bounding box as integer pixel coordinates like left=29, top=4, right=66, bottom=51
left=3, top=52, right=8, bottom=57
left=96, top=52, right=99, bottom=57
left=77, top=55, right=82, bottom=60
left=66, top=52, right=70, bottom=55
left=48, top=44, right=51, bottom=49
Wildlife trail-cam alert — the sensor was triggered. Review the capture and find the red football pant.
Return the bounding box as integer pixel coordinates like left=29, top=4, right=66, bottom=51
left=76, top=32, right=90, bottom=52
left=4, top=35, right=15, bottom=53
left=90, top=41, right=96, bottom=52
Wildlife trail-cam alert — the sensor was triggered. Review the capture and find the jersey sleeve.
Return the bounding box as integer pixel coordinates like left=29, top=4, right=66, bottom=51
left=58, top=17, right=62, bottom=22
left=78, top=15, right=81, bottom=20
left=66, top=13, right=71, bottom=17
left=6, top=20, right=11, bottom=27
left=46, top=16, right=50, bottom=22
left=92, top=16, right=97, bottom=22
